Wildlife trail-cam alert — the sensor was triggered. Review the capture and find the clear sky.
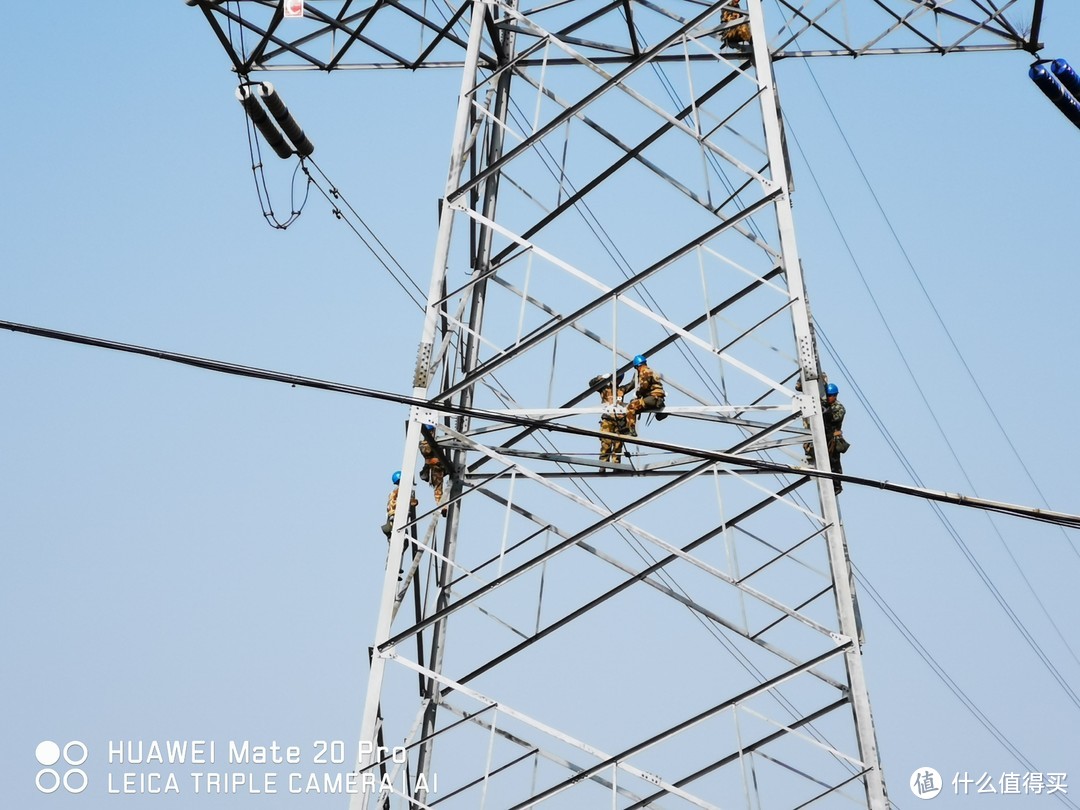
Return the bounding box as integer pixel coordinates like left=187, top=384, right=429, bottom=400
left=2, top=2, right=1080, bottom=808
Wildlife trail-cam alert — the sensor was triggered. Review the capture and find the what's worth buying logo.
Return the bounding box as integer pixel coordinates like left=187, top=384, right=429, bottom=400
left=36, top=740, right=88, bottom=794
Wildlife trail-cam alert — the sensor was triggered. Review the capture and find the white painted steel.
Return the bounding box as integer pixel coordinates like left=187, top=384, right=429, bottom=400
left=349, top=4, right=490, bottom=806
left=185, top=3, right=1043, bottom=809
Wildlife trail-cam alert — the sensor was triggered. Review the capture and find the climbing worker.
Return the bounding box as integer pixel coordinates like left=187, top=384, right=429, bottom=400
left=721, top=0, right=752, bottom=47
left=418, top=424, right=450, bottom=515
left=822, top=382, right=849, bottom=493
left=382, top=470, right=417, bottom=539
left=626, top=354, right=666, bottom=436
left=802, top=381, right=848, bottom=494
left=590, top=372, right=635, bottom=465
left=381, top=470, right=417, bottom=579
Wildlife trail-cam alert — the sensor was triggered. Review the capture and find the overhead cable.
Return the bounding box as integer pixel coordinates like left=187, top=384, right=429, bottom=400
left=853, top=563, right=1080, bottom=810
left=784, top=51, right=1080, bottom=703
left=301, top=157, right=428, bottom=312
left=819, top=327, right=1080, bottom=710
left=5, top=318, right=1080, bottom=533
left=792, top=51, right=1080, bottom=564
left=788, top=112, right=1080, bottom=680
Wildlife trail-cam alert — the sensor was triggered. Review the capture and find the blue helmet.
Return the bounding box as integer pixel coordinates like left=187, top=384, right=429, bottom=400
left=392, top=471, right=402, bottom=485
left=632, top=354, right=647, bottom=368
left=424, top=423, right=435, bottom=431
left=825, top=383, right=839, bottom=396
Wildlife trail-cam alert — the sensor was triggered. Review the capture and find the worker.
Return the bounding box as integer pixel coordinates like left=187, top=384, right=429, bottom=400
left=803, top=381, right=848, bottom=494
left=626, top=354, right=666, bottom=436
left=590, top=372, right=635, bottom=465
left=381, top=470, right=417, bottom=579
left=822, top=382, right=849, bottom=493
left=419, top=424, right=450, bottom=515
left=382, top=470, right=417, bottom=539
left=721, top=0, right=751, bottom=47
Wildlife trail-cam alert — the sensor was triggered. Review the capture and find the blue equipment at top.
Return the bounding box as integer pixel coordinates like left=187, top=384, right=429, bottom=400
left=1029, top=60, right=1080, bottom=129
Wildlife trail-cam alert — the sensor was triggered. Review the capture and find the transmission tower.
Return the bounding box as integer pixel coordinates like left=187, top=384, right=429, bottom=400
left=188, top=2, right=1043, bottom=807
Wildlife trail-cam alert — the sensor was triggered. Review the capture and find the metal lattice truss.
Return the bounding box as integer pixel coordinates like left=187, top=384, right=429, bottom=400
left=184, top=2, right=1043, bottom=809
left=185, top=0, right=1043, bottom=73
left=343, top=2, right=899, bottom=807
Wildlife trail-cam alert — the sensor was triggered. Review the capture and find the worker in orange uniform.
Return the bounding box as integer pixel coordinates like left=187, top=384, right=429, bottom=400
left=590, top=372, right=635, bottom=465
left=626, top=354, right=667, bottom=436
left=419, top=424, right=450, bottom=515
left=722, top=0, right=751, bottom=48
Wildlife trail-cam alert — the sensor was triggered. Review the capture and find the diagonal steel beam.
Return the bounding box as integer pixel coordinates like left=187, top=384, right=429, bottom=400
left=623, top=698, right=854, bottom=810
left=505, top=644, right=854, bottom=809
left=437, top=189, right=782, bottom=403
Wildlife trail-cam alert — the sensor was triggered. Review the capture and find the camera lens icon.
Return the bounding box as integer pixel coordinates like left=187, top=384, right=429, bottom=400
left=35, top=740, right=88, bottom=794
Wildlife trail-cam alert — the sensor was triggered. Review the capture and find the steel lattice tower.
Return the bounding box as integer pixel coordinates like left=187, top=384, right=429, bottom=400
left=189, top=2, right=1043, bottom=807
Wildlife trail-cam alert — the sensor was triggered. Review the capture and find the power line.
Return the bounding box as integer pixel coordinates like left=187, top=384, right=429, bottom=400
left=302, top=157, right=428, bottom=311
left=780, top=82, right=1080, bottom=711
left=820, top=325, right=1080, bottom=714
left=795, top=54, right=1079, bottom=566
left=768, top=27, right=1080, bottom=788
left=4, top=318, right=1080, bottom=534
left=853, top=563, right=1080, bottom=810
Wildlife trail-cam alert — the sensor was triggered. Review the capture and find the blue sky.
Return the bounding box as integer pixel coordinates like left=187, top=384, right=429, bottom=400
left=2, top=2, right=1080, bottom=808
